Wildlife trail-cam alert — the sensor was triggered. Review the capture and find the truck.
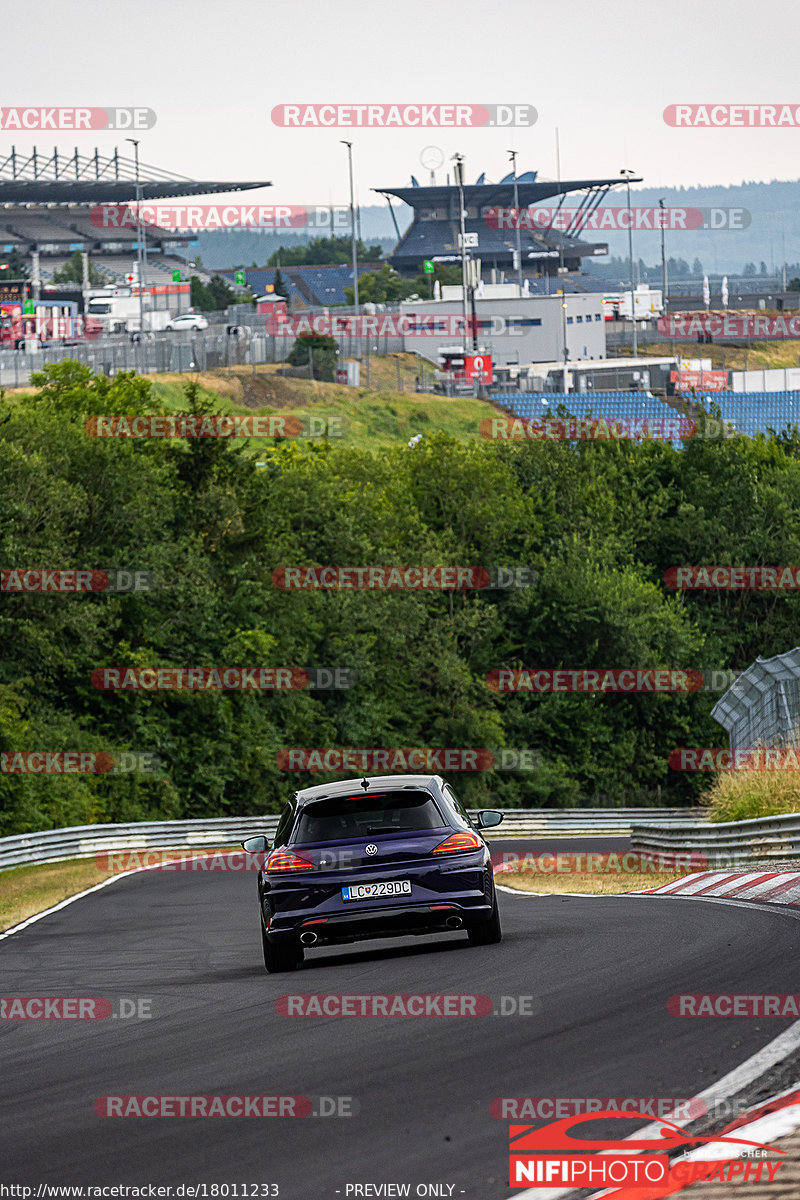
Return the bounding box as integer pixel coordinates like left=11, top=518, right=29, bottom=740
left=85, top=291, right=172, bottom=335
left=603, top=286, right=663, bottom=322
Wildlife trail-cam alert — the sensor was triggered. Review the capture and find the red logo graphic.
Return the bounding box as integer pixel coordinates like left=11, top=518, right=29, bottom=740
left=508, top=1111, right=784, bottom=1190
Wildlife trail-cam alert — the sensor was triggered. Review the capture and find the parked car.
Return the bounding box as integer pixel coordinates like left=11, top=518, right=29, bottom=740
left=165, top=313, right=209, bottom=331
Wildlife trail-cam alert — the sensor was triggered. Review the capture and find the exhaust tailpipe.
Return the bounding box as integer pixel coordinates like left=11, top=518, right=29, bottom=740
left=300, top=931, right=318, bottom=945
left=445, top=915, right=463, bottom=929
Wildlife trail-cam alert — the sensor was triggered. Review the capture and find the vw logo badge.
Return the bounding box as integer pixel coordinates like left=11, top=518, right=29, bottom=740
left=365, top=844, right=378, bottom=856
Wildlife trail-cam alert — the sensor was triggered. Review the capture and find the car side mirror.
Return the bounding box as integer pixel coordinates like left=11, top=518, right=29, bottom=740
left=242, top=834, right=270, bottom=852
left=477, top=810, right=503, bottom=829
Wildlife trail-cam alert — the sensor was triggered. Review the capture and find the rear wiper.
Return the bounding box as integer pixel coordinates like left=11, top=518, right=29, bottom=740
left=366, top=825, right=412, bottom=833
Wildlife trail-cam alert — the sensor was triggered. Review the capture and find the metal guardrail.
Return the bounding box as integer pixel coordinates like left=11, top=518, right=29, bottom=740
left=631, top=811, right=800, bottom=863
left=0, top=809, right=702, bottom=873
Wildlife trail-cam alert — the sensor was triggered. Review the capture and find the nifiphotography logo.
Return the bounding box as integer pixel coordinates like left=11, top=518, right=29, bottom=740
left=508, top=1110, right=784, bottom=1190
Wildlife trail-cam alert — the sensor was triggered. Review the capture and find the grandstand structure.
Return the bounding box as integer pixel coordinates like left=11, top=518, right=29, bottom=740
left=491, top=388, right=800, bottom=442
left=0, top=145, right=270, bottom=291
left=375, top=169, right=641, bottom=279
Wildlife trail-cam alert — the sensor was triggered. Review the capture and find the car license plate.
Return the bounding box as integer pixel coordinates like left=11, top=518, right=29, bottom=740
left=342, top=880, right=411, bottom=901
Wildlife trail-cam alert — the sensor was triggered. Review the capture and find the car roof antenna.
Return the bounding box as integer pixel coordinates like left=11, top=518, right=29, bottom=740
left=360, top=777, right=370, bottom=790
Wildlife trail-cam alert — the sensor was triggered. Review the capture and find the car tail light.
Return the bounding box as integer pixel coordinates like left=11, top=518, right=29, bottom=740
left=431, top=831, right=482, bottom=855
left=266, top=850, right=314, bottom=874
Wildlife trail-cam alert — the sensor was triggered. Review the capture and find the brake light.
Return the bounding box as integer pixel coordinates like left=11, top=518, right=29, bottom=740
left=265, top=850, right=314, bottom=873
left=432, top=831, right=482, bottom=855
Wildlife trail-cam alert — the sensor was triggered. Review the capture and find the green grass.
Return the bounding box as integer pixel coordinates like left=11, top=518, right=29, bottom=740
left=704, top=768, right=800, bottom=823
left=143, top=362, right=499, bottom=450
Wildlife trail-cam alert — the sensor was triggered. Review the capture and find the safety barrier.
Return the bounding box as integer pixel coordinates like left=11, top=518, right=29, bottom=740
left=0, top=808, right=703, bottom=873
left=631, top=811, right=800, bottom=863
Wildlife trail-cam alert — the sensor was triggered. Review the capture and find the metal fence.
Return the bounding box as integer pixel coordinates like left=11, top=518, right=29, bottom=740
left=0, top=330, right=415, bottom=389
left=631, top=811, right=800, bottom=864
left=0, top=808, right=704, bottom=873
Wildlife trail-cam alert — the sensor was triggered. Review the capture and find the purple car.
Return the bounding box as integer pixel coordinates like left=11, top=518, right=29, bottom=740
left=242, top=773, right=503, bottom=972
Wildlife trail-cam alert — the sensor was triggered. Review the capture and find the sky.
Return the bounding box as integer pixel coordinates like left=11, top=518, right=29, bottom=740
left=3, top=0, right=800, bottom=212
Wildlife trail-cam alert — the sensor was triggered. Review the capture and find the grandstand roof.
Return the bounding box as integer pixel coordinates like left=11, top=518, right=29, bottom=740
left=374, top=177, right=642, bottom=207
left=0, top=147, right=270, bottom=204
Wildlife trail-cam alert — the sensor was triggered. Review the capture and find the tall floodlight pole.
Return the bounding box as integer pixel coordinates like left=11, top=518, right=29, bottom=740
left=659, top=198, right=668, bottom=314
left=556, top=130, right=567, bottom=392
left=508, top=149, right=523, bottom=294
left=621, top=168, right=637, bottom=355
left=453, top=153, right=469, bottom=353
left=341, top=141, right=359, bottom=314
left=126, top=138, right=145, bottom=334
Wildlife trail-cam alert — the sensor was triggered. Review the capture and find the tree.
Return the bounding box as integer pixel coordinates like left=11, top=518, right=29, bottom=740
left=760, top=261, right=769, bottom=276
left=266, top=236, right=382, bottom=267
left=190, top=274, right=236, bottom=311
left=344, top=264, right=414, bottom=305
left=0, top=247, right=30, bottom=279
left=287, top=332, right=338, bottom=380
left=52, top=251, right=108, bottom=287
left=787, top=278, right=800, bottom=292
left=272, top=266, right=287, bottom=299
left=743, top=262, right=757, bottom=276
left=692, top=257, right=703, bottom=275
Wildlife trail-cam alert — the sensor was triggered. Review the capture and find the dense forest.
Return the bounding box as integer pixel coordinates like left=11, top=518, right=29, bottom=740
left=3, top=363, right=800, bottom=834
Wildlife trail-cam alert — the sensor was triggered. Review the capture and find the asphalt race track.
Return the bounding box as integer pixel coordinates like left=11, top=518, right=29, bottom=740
left=1, top=837, right=799, bottom=1199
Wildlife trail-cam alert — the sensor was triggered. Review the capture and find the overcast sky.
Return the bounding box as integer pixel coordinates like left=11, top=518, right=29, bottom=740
left=4, top=0, right=800, bottom=210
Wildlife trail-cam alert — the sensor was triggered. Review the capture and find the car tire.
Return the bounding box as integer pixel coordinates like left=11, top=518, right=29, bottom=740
left=467, top=891, right=502, bottom=946
left=261, top=919, right=303, bottom=973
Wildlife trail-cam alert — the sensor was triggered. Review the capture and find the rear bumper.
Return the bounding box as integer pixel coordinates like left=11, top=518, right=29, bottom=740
left=265, top=899, right=493, bottom=945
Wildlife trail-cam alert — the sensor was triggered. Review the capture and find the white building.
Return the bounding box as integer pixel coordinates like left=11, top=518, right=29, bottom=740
left=400, top=287, right=605, bottom=367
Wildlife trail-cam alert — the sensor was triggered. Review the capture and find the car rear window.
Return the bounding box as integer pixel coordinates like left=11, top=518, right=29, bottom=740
left=292, top=790, right=447, bottom=843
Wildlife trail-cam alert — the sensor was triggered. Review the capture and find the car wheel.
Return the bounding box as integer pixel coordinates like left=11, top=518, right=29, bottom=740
left=467, top=891, right=502, bottom=946
left=260, top=919, right=303, bottom=973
